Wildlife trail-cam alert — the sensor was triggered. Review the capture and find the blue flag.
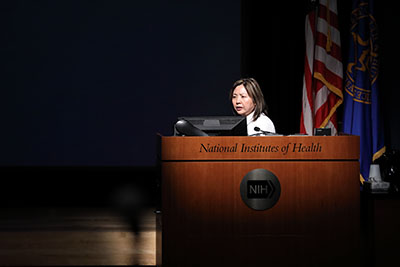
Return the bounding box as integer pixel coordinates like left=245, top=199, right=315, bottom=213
left=342, top=0, right=385, bottom=182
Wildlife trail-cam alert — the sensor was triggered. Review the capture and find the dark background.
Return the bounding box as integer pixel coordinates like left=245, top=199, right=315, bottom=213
left=1, top=0, right=241, bottom=167
left=1, top=0, right=399, bottom=207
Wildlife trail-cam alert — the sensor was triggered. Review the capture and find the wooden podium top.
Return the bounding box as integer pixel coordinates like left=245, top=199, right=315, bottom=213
left=161, top=135, right=359, bottom=161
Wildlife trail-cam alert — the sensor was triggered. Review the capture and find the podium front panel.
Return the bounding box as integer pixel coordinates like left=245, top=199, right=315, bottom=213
left=161, top=136, right=360, bottom=267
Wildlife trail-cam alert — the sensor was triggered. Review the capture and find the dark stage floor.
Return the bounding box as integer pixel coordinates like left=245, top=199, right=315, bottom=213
left=0, top=207, right=157, bottom=266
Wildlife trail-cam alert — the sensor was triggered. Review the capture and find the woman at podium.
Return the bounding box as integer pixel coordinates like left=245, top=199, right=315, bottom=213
left=230, top=78, right=276, bottom=136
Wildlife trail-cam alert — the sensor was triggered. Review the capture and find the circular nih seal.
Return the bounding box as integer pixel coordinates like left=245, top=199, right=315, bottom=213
left=240, top=169, right=281, bottom=211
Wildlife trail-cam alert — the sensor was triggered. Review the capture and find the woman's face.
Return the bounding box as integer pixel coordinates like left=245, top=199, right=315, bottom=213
left=232, top=84, right=255, bottom=116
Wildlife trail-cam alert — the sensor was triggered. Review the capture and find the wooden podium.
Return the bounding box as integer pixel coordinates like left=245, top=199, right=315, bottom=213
left=159, top=135, right=360, bottom=266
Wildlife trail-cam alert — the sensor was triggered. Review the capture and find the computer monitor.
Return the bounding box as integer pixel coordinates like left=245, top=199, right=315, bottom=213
left=174, top=116, right=247, bottom=136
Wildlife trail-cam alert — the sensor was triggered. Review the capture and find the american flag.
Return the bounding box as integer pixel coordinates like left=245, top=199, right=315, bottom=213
left=300, top=0, right=343, bottom=136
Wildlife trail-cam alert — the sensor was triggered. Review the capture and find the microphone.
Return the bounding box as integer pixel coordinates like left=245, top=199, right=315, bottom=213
left=254, top=127, right=279, bottom=136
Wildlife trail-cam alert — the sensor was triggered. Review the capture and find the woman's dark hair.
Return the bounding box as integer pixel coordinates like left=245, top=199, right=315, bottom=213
left=230, top=78, right=268, bottom=121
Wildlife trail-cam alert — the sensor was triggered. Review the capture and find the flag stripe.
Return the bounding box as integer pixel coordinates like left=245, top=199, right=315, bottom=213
left=316, top=16, right=340, bottom=43
left=320, top=0, right=338, bottom=13
left=300, top=8, right=316, bottom=135
left=315, top=29, right=342, bottom=61
left=314, top=62, right=343, bottom=94
left=315, top=84, right=328, bottom=111
left=318, top=4, right=339, bottom=28
left=314, top=46, right=343, bottom=78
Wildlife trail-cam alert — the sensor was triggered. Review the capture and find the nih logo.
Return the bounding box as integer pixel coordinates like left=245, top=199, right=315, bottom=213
left=240, top=169, right=281, bottom=211
left=247, top=180, right=276, bottom=199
